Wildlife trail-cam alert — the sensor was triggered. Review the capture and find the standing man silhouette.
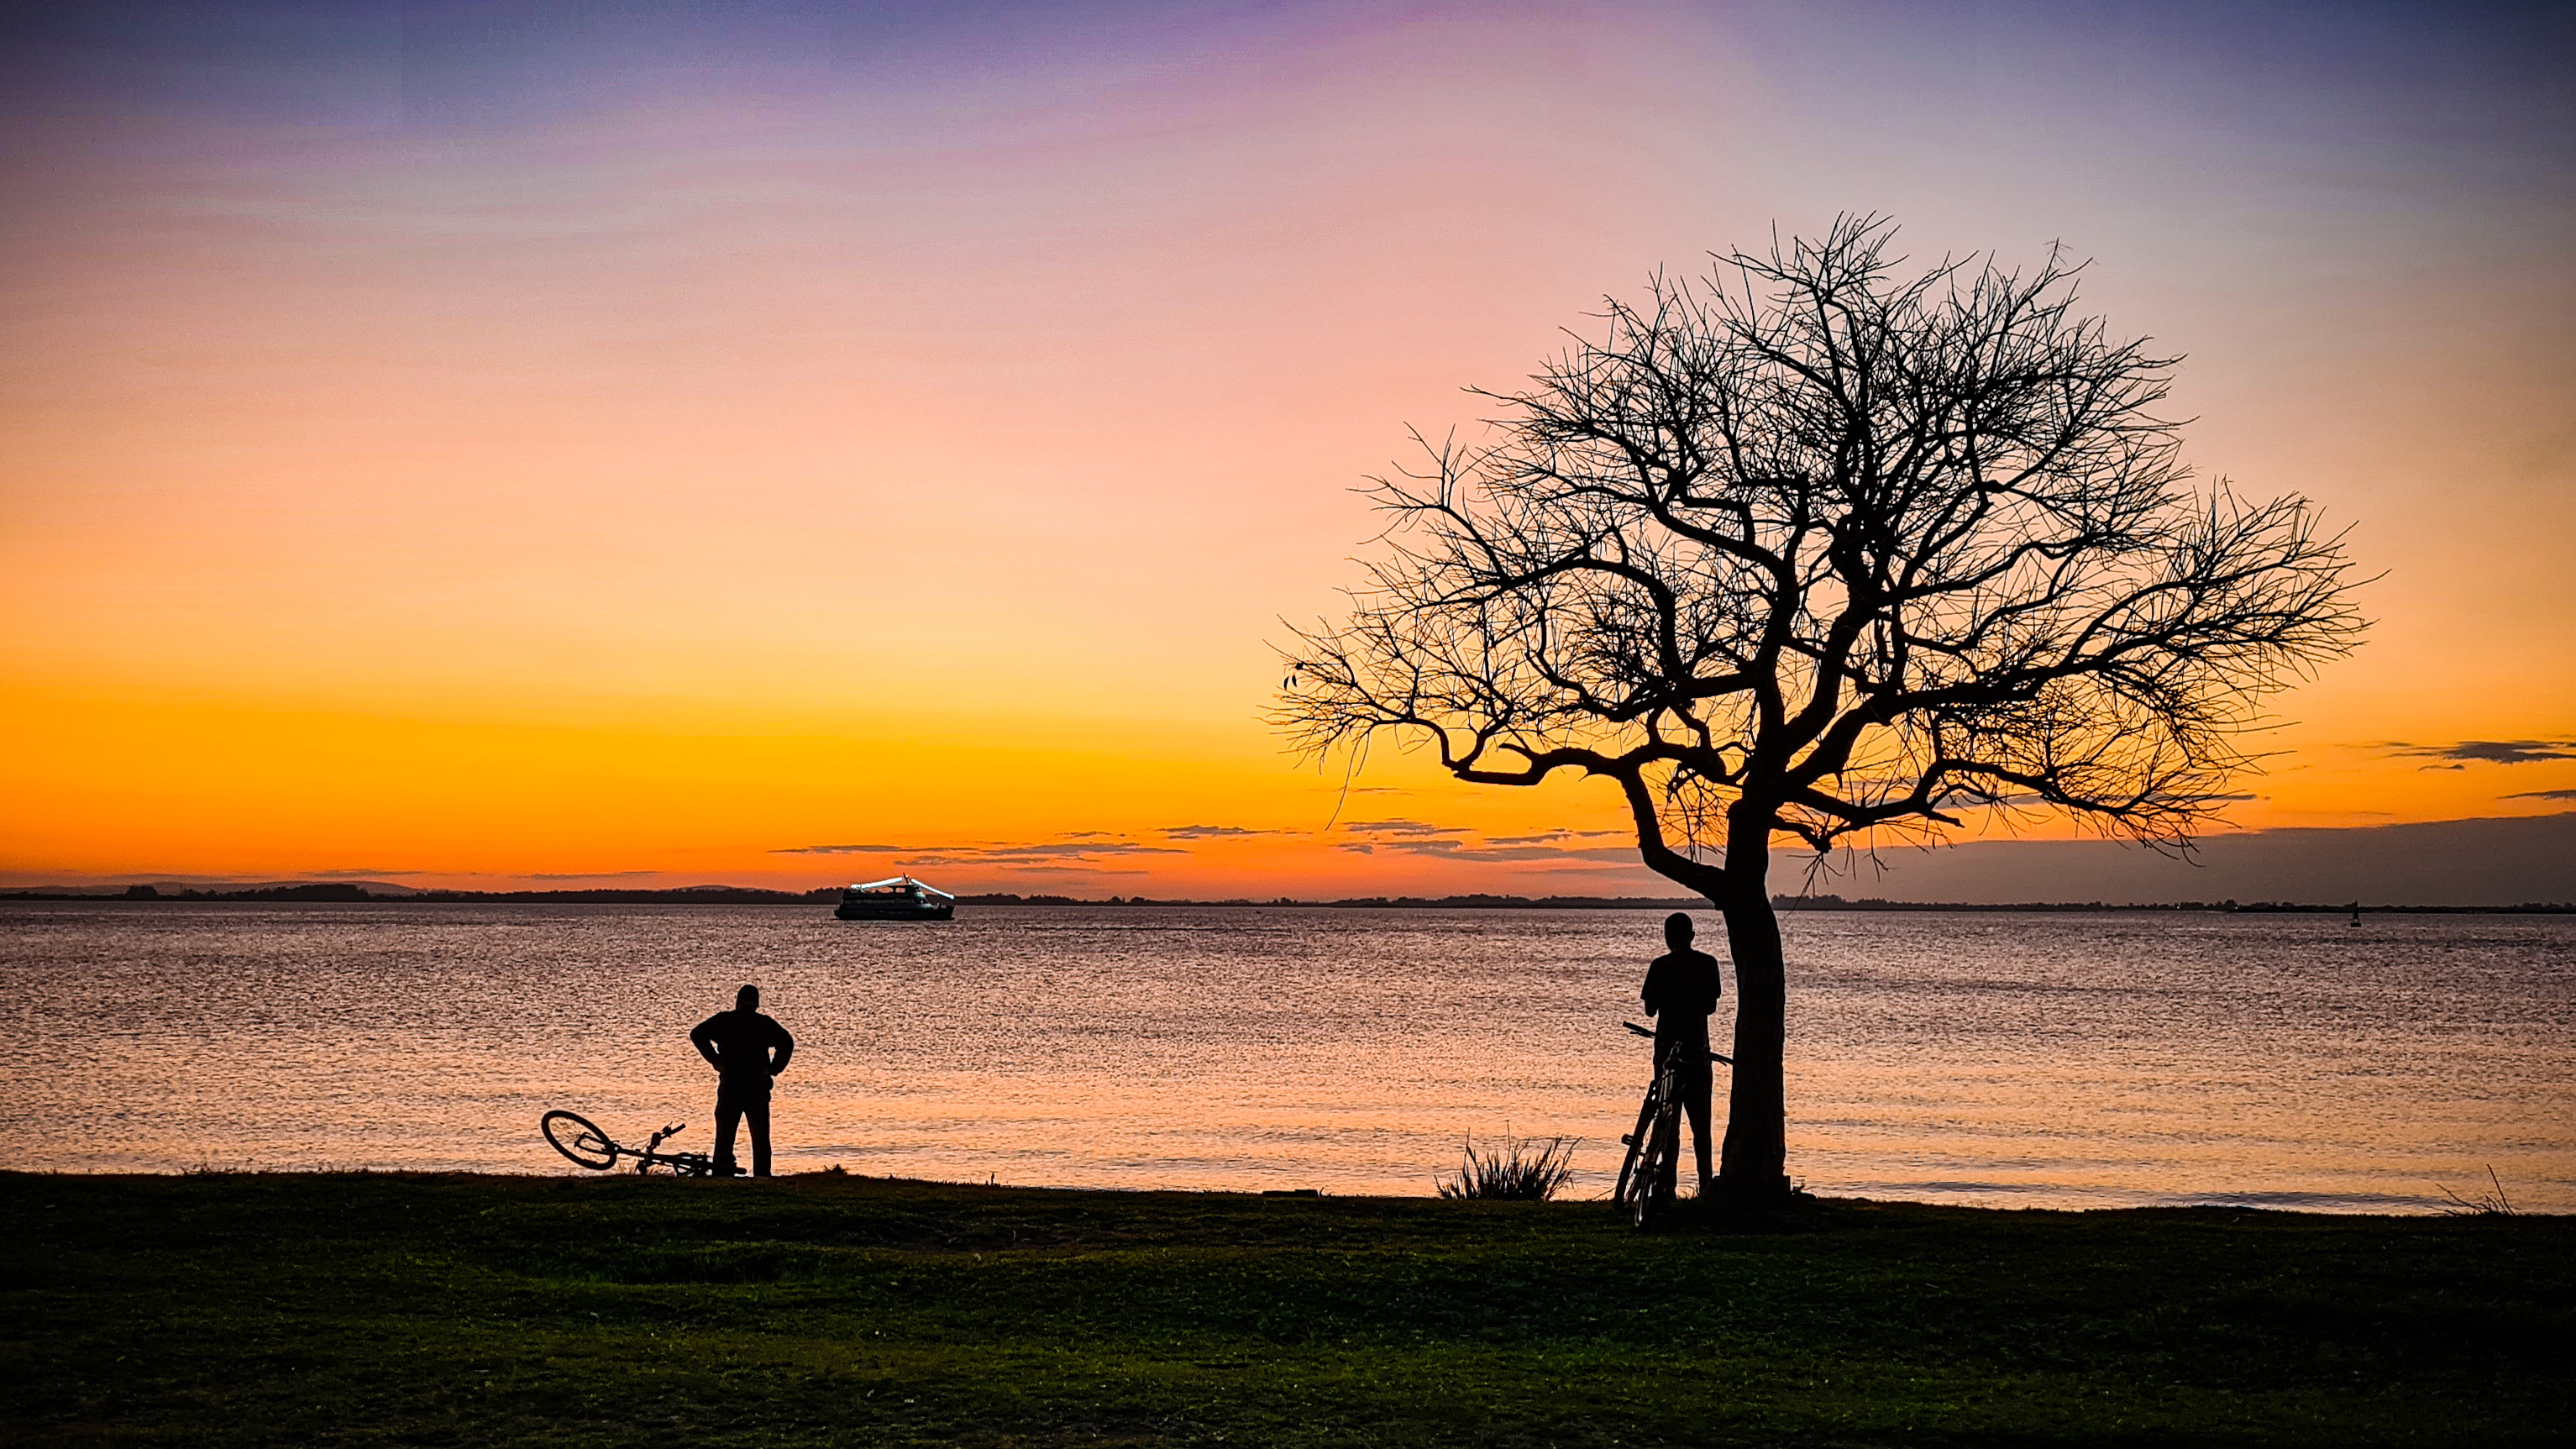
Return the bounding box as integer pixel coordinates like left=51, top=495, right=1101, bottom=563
left=690, top=984, right=795, bottom=1178
left=1641, top=911, right=1723, bottom=1195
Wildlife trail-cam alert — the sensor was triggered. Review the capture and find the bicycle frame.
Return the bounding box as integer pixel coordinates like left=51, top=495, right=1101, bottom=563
left=542, top=1109, right=732, bottom=1177
left=627, top=1122, right=723, bottom=1176
left=1610, top=1021, right=1729, bottom=1229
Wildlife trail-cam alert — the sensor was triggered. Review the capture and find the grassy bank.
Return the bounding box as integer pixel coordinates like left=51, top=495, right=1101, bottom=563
left=3, top=1173, right=2566, bottom=1446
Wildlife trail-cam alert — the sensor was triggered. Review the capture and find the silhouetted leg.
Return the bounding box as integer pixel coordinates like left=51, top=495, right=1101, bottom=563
left=715, top=1101, right=743, bottom=1175
left=1684, top=1079, right=1713, bottom=1191
left=746, top=1099, right=772, bottom=1177
left=1654, top=1095, right=1681, bottom=1199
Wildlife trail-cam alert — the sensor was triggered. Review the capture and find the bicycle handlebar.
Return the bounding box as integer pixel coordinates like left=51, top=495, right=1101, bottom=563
left=1623, top=1020, right=1734, bottom=1067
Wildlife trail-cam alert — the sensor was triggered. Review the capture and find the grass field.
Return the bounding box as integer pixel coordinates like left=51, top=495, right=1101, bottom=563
left=3, top=1171, right=2568, bottom=1446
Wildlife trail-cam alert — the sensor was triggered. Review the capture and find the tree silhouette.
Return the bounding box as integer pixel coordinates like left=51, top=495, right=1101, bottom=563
left=1279, top=217, right=2365, bottom=1202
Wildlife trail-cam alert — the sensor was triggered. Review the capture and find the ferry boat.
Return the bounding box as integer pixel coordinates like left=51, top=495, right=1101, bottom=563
left=834, top=875, right=956, bottom=921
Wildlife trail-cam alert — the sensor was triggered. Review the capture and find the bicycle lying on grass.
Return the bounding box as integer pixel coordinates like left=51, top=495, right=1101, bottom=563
left=1610, top=1021, right=1731, bottom=1231
left=540, top=1110, right=735, bottom=1177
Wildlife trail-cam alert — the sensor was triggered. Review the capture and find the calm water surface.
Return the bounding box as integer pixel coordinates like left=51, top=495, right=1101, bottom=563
left=3, top=902, right=2568, bottom=1211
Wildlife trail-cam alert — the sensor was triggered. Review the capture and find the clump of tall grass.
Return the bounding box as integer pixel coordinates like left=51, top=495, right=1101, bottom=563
left=2434, top=1166, right=2517, bottom=1216
left=1435, top=1131, right=1577, bottom=1201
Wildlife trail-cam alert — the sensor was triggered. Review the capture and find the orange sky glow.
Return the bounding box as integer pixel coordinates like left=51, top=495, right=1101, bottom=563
left=5, top=2, right=2572, bottom=897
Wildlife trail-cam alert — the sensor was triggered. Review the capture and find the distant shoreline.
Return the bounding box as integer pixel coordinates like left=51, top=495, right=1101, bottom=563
left=3, top=884, right=2569, bottom=912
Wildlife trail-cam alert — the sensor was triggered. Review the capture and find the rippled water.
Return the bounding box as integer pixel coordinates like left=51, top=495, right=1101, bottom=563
left=3, top=901, right=2568, bottom=1211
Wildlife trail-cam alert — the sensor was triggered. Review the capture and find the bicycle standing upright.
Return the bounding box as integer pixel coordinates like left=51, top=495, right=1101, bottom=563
left=1611, top=1021, right=1730, bottom=1230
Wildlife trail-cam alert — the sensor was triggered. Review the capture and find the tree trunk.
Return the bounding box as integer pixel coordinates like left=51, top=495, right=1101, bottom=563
left=1714, top=806, right=1790, bottom=1202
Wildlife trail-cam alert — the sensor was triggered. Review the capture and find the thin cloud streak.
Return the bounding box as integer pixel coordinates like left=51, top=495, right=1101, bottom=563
left=993, top=864, right=1151, bottom=876
left=2382, top=738, right=2576, bottom=765
left=1334, top=836, right=1642, bottom=862
left=905, top=843, right=1188, bottom=863
left=772, top=837, right=1188, bottom=863
left=527, top=870, right=661, bottom=880
left=1336, top=818, right=1468, bottom=837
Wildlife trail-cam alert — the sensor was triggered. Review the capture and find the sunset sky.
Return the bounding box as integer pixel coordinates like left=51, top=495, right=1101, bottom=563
left=5, top=1, right=2572, bottom=897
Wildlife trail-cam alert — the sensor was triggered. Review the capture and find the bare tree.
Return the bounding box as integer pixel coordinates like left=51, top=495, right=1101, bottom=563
left=1278, top=216, right=2365, bottom=1202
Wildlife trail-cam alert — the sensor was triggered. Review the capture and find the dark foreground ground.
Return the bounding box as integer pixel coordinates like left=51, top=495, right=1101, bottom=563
left=3, top=1173, right=2567, bottom=1447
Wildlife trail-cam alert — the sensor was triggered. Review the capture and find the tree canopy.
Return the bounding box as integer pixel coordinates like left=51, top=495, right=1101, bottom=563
left=1284, top=216, right=2362, bottom=886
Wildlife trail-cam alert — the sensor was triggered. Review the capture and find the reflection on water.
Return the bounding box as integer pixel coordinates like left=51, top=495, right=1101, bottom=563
left=3, top=902, right=2568, bottom=1210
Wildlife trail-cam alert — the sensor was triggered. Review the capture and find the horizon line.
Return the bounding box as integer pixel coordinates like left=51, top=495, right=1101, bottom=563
left=4, top=883, right=2570, bottom=913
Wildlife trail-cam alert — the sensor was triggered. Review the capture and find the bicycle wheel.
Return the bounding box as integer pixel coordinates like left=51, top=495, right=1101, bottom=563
left=542, top=1110, right=620, bottom=1170
left=1612, top=1085, right=1660, bottom=1208
left=1630, top=1089, right=1681, bottom=1231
